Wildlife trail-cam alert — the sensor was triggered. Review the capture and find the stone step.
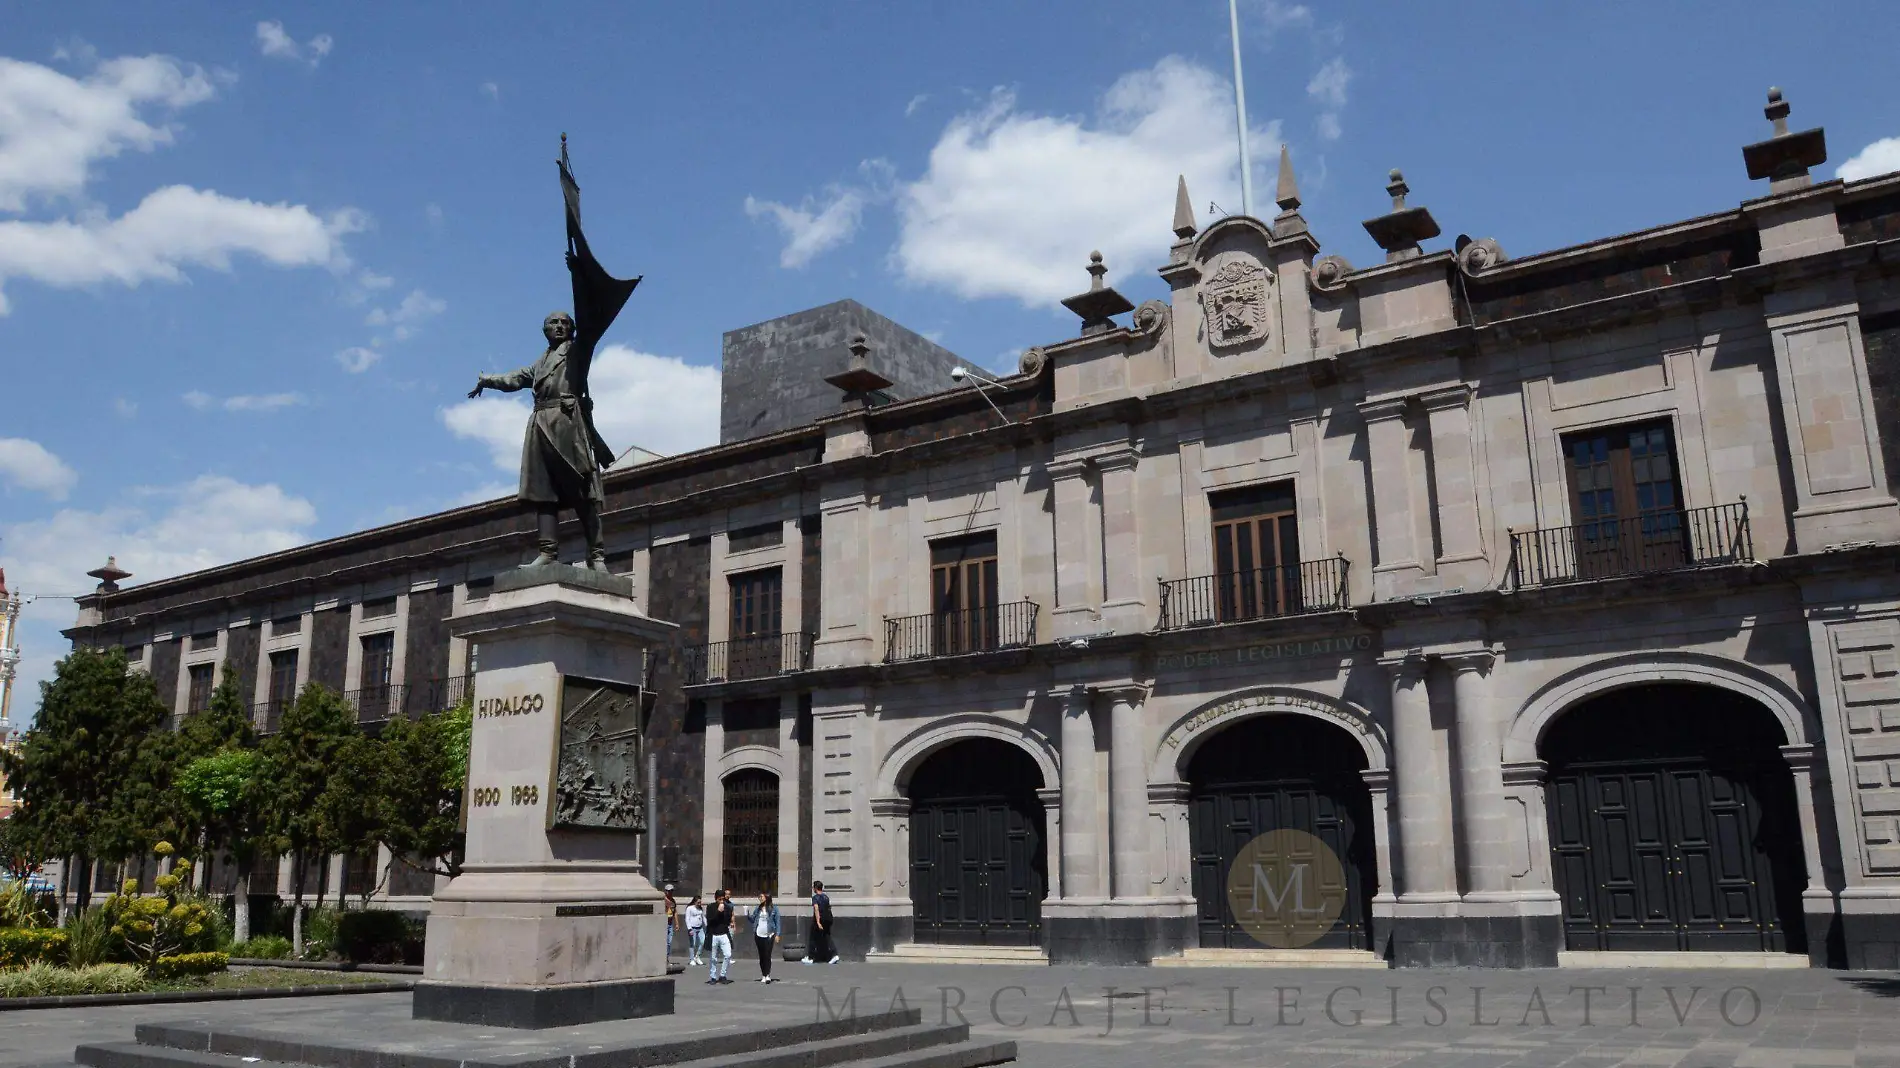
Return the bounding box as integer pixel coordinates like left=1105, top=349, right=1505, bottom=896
left=871, top=945, right=1049, bottom=966
left=1558, top=950, right=1811, bottom=969
left=125, top=1008, right=931, bottom=1068
left=1153, top=947, right=1386, bottom=968
left=79, top=1022, right=995, bottom=1068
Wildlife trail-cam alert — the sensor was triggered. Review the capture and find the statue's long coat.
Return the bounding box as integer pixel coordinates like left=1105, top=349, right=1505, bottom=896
left=479, top=340, right=605, bottom=507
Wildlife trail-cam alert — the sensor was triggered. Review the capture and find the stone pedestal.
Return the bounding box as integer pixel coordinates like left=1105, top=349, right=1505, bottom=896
left=418, top=565, right=679, bottom=1028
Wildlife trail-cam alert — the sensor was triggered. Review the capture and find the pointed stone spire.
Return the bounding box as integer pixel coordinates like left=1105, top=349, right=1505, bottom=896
left=1275, top=144, right=1301, bottom=213
left=1172, top=175, right=1197, bottom=239
left=1743, top=86, right=1827, bottom=194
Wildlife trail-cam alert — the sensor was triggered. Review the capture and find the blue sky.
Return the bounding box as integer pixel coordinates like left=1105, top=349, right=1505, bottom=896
left=1, top=1, right=1896, bottom=723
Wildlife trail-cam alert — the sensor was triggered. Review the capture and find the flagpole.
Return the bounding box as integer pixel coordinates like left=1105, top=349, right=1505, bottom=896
left=1228, top=0, right=1254, bottom=217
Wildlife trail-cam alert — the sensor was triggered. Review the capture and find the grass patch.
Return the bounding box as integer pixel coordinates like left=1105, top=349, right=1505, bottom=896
left=1, top=963, right=402, bottom=998
left=149, top=967, right=400, bottom=992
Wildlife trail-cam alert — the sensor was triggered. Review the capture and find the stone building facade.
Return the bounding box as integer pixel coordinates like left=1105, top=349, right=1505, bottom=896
left=64, top=90, right=1900, bottom=968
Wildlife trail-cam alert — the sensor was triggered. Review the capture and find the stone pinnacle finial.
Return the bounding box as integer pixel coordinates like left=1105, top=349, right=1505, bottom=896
left=1061, top=251, right=1134, bottom=335
left=1086, top=251, right=1107, bottom=291
left=1172, top=176, right=1197, bottom=239
left=1275, top=144, right=1301, bottom=212
left=1362, top=168, right=1439, bottom=263
left=1765, top=87, right=1790, bottom=137
left=1386, top=169, right=1409, bottom=211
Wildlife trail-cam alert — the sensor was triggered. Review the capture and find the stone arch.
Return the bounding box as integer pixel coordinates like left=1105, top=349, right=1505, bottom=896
left=1152, top=686, right=1389, bottom=783
left=876, top=714, right=1058, bottom=799
left=1504, top=651, right=1813, bottom=765
left=716, top=745, right=787, bottom=780
left=1191, top=215, right=1275, bottom=261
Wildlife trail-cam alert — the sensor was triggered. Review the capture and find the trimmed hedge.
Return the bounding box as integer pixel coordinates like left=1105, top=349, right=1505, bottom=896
left=148, top=952, right=228, bottom=980
left=0, top=928, right=68, bottom=968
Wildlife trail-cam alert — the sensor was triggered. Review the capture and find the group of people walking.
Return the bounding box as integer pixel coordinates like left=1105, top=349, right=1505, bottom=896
left=661, top=880, right=839, bottom=985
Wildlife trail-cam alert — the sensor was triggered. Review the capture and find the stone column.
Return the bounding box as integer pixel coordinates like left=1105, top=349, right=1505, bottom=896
left=1419, top=385, right=1487, bottom=590
left=1358, top=398, right=1425, bottom=600
left=1107, top=685, right=1150, bottom=899
left=1360, top=768, right=1397, bottom=904
left=1048, top=457, right=1101, bottom=639
left=1036, top=788, right=1063, bottom=900
left=1059, top=685, right=1101, bottom=898
left=700, top=699, right=725, bottom=894
left=1780, top=744, right=1827, bottom=897
left=1445, top=650, right=1512, bottom=897
left=1095, top=448, right=1145, bottom=633
left=777, top=693, right=801, bottom=898
left=1384, top=655, right=1455, bottom=900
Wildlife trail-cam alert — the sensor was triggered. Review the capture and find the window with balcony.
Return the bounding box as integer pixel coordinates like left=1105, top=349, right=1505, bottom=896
left=1510, top=418, right=1752, bottom=586
left=723, top=568, right=787, bottom=679
left=1210, top=481, right=1300, bottom=620
left=186, top=663, right=214, bottom=715
left=931, top=532, right=999, bottom=654
left=358, top=632, right=395, bottom=720
left=266, top=650, right=299, bottom=729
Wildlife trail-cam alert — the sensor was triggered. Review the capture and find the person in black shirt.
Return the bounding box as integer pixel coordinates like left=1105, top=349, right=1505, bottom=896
left=801, top=880, right=838, bottom=965
left=705, top=888, right=735, bottom=984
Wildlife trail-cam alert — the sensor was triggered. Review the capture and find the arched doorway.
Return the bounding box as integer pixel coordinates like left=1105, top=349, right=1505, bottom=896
left=1186, top=714, right=1376, bottom=949
left=1543, top=683, right=1807, bottom=953
left=722, top=769, right=778, bottom=897
left=907, top=738, right=1046, bottom=946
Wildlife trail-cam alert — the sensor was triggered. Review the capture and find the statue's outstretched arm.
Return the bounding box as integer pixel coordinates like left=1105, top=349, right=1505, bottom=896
left=468, top=366, right=534, bottom=398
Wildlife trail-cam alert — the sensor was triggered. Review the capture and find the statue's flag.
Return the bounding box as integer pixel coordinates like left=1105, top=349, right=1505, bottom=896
left=558, top=135, right=640, bottom=468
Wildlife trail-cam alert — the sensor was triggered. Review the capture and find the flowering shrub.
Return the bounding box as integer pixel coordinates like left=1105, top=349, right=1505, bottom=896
left=0, top=928, right=67, bottom=967
left=108, top=844, right=212, bottom=969
left=147, top=951, right=228, bottom=980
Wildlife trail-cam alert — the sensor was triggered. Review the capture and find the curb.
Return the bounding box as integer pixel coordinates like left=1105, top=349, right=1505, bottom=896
left=0, top=980, right=414, bottom=1011
left=227, top=958, right=423, bottom=975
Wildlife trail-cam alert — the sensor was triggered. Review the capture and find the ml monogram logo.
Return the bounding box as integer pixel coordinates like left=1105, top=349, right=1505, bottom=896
left=1225, top=829, right=1347, bottom=948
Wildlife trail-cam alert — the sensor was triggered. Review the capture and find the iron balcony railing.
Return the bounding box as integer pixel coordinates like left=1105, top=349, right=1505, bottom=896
left=1508, top=500, right=1752, bottom=589
left=1157, top=555, right=1351, bottom=631
left=683, top=632, right=814, bottom=685
left=255, top=676, right=473, bottom=732
left=884, top=601, right=1039, bottom=662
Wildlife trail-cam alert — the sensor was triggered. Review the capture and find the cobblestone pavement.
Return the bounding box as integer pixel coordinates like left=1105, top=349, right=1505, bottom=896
left=10, top=962, right=1900, bottom=1068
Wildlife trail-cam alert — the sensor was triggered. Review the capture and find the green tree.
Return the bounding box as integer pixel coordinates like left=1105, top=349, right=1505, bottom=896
left=169, top=670, right=256, bottom=888
left=174, top=747, right=266, bottom=941
left=259, top=683, right=357, bottom=954
left=1, top=649, right=170, bottom=911
left=0, top=815, right=44, bottom=883
left=369, top=702, right=470, bottom=882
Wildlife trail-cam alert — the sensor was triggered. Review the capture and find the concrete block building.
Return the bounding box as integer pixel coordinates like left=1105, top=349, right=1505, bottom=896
left=62, top=90, right=1900, bottom=968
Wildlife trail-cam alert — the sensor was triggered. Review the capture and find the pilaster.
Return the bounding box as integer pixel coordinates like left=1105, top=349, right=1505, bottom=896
left=1359, top=397, right=1427, bottom=599
left=1048, top=457, right=1102, bottom=638
left=1057, top=684, right=1101, bottom=899
left=1105, top=683, right=1151, bottom=899
left=813, top=484, right=875, bottom=668
left=1094, top=447, right=1147, bottom=634
left=1419, top=385, right=1488, bottom=590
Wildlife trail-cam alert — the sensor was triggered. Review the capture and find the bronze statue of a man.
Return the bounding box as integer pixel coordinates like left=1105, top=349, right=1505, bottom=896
left=465, top=136, right=640, bottom=571
left=468, top=309, right=611, bottom=569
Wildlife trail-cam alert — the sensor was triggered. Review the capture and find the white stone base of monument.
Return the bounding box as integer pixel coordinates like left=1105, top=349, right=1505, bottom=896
left=419, top=564, right=679, bottom=1028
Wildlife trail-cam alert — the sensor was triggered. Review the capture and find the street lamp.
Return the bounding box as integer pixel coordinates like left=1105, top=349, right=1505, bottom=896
left=949, top=364, right=1011, bottom=425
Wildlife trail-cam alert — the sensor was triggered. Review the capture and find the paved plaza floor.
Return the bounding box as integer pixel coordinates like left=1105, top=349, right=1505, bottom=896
left=10, top=961, right=1900, bottom=1068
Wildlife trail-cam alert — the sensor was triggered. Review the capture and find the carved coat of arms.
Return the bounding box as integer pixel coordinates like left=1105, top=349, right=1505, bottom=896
left=1199, top=259, right=1270, bottom=349
left=552, top=675, right=646, bottom=832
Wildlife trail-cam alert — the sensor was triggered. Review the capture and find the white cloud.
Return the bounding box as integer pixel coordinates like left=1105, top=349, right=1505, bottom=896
left=905, top=93, right=929, bottom=118
left=113, top=397, right=137, bottom=418
left=1840, top=137, right=1900, bottom=182
left=357, top=269, right=393, bottom=291
left=896, top=57, right=1277, bottom=308
left=425, top=203, right=444, bottom=227
left=441, top=344, right=720, bottom=476
left=256, top=21, right=332, bottom=68
left=744, top=159, right=894, bottom=269
left=365, top=287, right=445, bottom=340
left=0, top=54, right=215, bottom=211
left=184, top=390, right=305, bottom=412
left=0, top=437, right=77, bottom=499
left=1307, top=57, right=1351, bottom=142
left=1, top=474, right=317, bottom=721
left=0, top=184, right=362, bottom=314
left=335, top=345, right=381, bottom=373
left=481, top=81, right=500, bottom=101
left=1252, top=0, right=1313, bottom=36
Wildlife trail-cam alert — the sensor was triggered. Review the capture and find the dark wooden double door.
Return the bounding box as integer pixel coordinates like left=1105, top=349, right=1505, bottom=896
left=1546, top=685, right=1806, bottom=953
left=1187, top=715, right=1375, bottom=949
left=908, top=740, right=1045, bottom=946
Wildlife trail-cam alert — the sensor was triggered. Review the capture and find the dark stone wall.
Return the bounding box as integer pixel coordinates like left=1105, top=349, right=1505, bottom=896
left=799, top=514, right=822, bottom=637
left=1465, top=231, right=1758, bottom=326
left=406, top=587, right=453, bottom=686
left=720, top=299, right=968, bottom=444
left=310, top=606, right=350, bottom=692
left=648, top=536, right=711, bottom=896
left=1864, top=310, right=1900, bottom=496
left=150, top=637, right=181, bottom=713
left=226, top=623, right=260, bottom=709
left=721, top=696, right=780, bottom=752
left=866, top=373, right=1051, bottom=453
left=1841, top=192, right=1900, bottom=245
